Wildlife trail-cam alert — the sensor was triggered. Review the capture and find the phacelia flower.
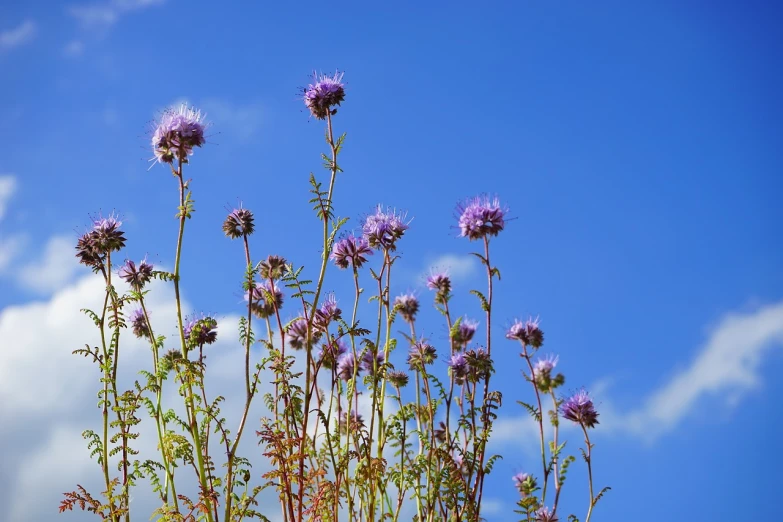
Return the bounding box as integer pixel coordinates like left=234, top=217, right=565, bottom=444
left=533, top=354, right=558, bottom=381
left=159, top=349, right=183, bottom=373
left=184, top=315, right=218, bottom=347
left=287, top=317, right=321, bottom=350
left=513, top=472, right=537, bottom=496
left=75, top=232, right=103, bottom=270
left=119, top=257, right=154, bottom=291
left=452, top=317, right=478, bottom=347
left=456, top=195, right=507, bottom=241
left=303, top=70, right=346, bottom=120
left=259, top=255, right=288, bottom=280
left=246, top=281, right=283, bottom=319
left=394, top=293, right=419, bottom=323
left=361, top=350, right=385, bottom=376
left=151, top=104, right=207, bottom=165
left=448, top=352, right=469, bottom=384
left=534, top=506, right=558, bottom=522
left=362, top=205, right=409, bottom=250
left=222, top=207, right=255, bottom=239
left=130, top=309, right=150, bottom=339
left=560, top=389, right=599, bottom=429
left=465, top=347, right=493, bottom=383
left=330, top=234, right=373, bottom=269
left=336, top=352, right=360, bottom=381
left=339, top=410, right=364, bottom=434
left=388, top=370, right=409, bottom=389
left=318, top=339, right=348, bottom=370
left=407, top=338, right=437, bottom=370
left=506, top=316, right=544, bottom=348
left=426, top=270, right=452, bottom=303
left=314, top=294, right=342, bottom=332
left=92, top=214, right=126, bottom=253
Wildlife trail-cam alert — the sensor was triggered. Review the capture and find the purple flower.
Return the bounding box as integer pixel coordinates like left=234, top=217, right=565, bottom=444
left=362, top=205, right=409, bottom=250
left=314, top=293, right=342, bottom=332
left=407, top=338, right=437, bottom=369
left=318, top=339, right=348, bottom=370
left=534, top=506, right=558, bottom=522
left=246, top=281, right=283, bottom=319
left=388, top=370, right=409, bottom=388
left=506, top=316, right=544, bottom=348
left=394, top=293, right=419, bottom=323
left=560, top=389, right=599, bottom=429
left=330, top=234, right=373, bottom=269
left=452, top=317, right=478, bottom=347
left=448, top=352, right=469, bottom=384
left=465, top=347, right=493, bottom=382
left=303, top=70, right=346, bottom=120
left=456, top=195, right=507, bottom=241
left=533, top=354, right=558, bottom=380
left=119, top=257, right=154, bottom=291
left=287, top=317, right=320, bottom=350
left=259, top=255, right=288, bottom=280
left=76, top=214, right=127, bottom=269
left=183, top=315, right=218, bottom=347
left=361, top=350, right=385, bottom=376
left=130, top=309, right=150, bottom=339
left=151, top=104, right=207, bottom=165
left=222, top=207, right=255, bottom=239
left=426, top=270, right=452, bottom=303
left=512, top=472, right=537, bottom=496
left=336, top=352, right=360, bottom=381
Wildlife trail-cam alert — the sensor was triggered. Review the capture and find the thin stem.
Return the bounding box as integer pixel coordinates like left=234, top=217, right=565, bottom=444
left=582, top=424, right=595, bottom=522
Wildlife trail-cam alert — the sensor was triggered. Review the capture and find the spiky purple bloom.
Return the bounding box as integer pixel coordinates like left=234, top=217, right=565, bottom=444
left=336, top=352, right=360, bottom=381
left=246, top=281, right=283, bottom=319
left=452, top=317, right=478, bottom=347
left=388, top=370, right=409, bottom=388
left=151, top=104, right=207, bottom=164
left=513, top=472, right=536, bottom=495
left=426, top=270, right=452, bottom=303
left=303, top=71, right=346, bottom=120
left=287, top=318, right=320, bottom=350
left=130, top=309, right=150, bottom=339
left=506, top=316, right=544, bottom=348
left=159, top=349, right=182, bottom=373
left=560, top=389, right=599, bottom=429
left=457, top=195, right=507, bottom=241
left=76, top=213, right=126, bottom=269
left=533, top=354, right=558, bottom=380
left=448, top=352, right=469, bottom=384
left=394, top=293, right=419, bottom=323
left=362, top=205, right=409, bottom=250
left=259, top=255, right=288, bottom=280
left=407, top=338, right=437, bottom=369
left=314, top=293, right=342, bottom=332
left=465, top=347, right=493, bottom=382
left=318, top=339, right=347, bottom=370
left=330, top=234, right=373, bottom=269
left=362, top=350, right=385, bottom=376
left=184, top=315, right=218, bottom=347
left=119, top=258, right=154, bottom=291
left=222, top=207, right=255, bottom=239
left=534, top=506, right=558, bottom=522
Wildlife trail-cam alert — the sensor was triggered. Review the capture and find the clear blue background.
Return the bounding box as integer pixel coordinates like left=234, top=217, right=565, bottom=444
left=2, top=1, right=782, bottom=520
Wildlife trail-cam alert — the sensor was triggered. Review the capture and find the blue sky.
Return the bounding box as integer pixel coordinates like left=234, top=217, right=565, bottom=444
left=1, top=1, right=782, bottom=521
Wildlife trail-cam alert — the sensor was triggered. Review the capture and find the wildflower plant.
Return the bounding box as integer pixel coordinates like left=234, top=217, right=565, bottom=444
left=61, top=73, right=609, bottom=522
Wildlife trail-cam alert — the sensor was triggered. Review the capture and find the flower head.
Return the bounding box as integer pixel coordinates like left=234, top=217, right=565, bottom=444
left=184, top=315, right=218, bottom=347
left=513, top=472, right=537, bottom=496
left=465, top=347, right=493, bottom=382
left=506, top=316, right=544, bottom=348
left=222, top=207, right=255, bottom=239
left=259, top=255, right=288, bottom=280
left=130, top=309, right=150, bottom=339
left=394, top=293, right=419, bottom=323
left=159, top=349, right=183, bottom=373
left=318, top=338, right=347, bottom=370
left=246, top=281, right=284, bottom=319
left=76, top=213, right=126, bottom=268
left=361, top=350, right=385, bottom=376
left=362, top=205, right=409, bottom=250
left=303, top=71, right=346, bottom=120
left=287, top=317, right=320, bottom=350
left=407, top=338, right=437, bottom=370
left=151, top=104, right=207, bottom=165
left=452, top=317, right=478, bottom=347
left=426, top=270, right=452, bottom=303
left=534, top=506, right=558, bottom=522
left=119, top=257, right=154, bottom=291
left=456, top=195, right=507, bottom=241
left=314, top=294, right=342, bottom=332
left=330, top=234, right=373, bottom=269
left=533, top=354, right=558, bottom=380
left=388, top=370, right=409, bottom=389
left=448, top=352, right=469, bottom=384
left=560, top=389, right=599, bottom=429
left=336, top=352, right=360, bottom=381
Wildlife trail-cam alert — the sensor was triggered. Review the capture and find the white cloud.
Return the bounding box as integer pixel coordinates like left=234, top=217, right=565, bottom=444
left=17, top=235, right=81, bottom=294
left=490, top=411, right=551, bottom=456
left=0, top=174, right=17, bottom=222
left=0, top=20, right=37, bottom=52
left=201, top=99, right=264, bottom=141
left=63, top=39, right=85, bottom=57
left=0, top=235, right=25, bottom=274
left=420, top=254, right=477, bottom=286
left=68, top=0, right=165, bottom=31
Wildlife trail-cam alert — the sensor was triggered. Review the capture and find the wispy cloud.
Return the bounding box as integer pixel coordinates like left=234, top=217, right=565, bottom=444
left=419, top=253, right=477, bottom=286
left=68, top=0, right=165, bottom=31
left=0, top=20, right=37, bottom=52
left=200, top=99, right=264, bottom=141
left=17, top=236, right=81, bottom=294
left=0, top=175, right=17, bottom=222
